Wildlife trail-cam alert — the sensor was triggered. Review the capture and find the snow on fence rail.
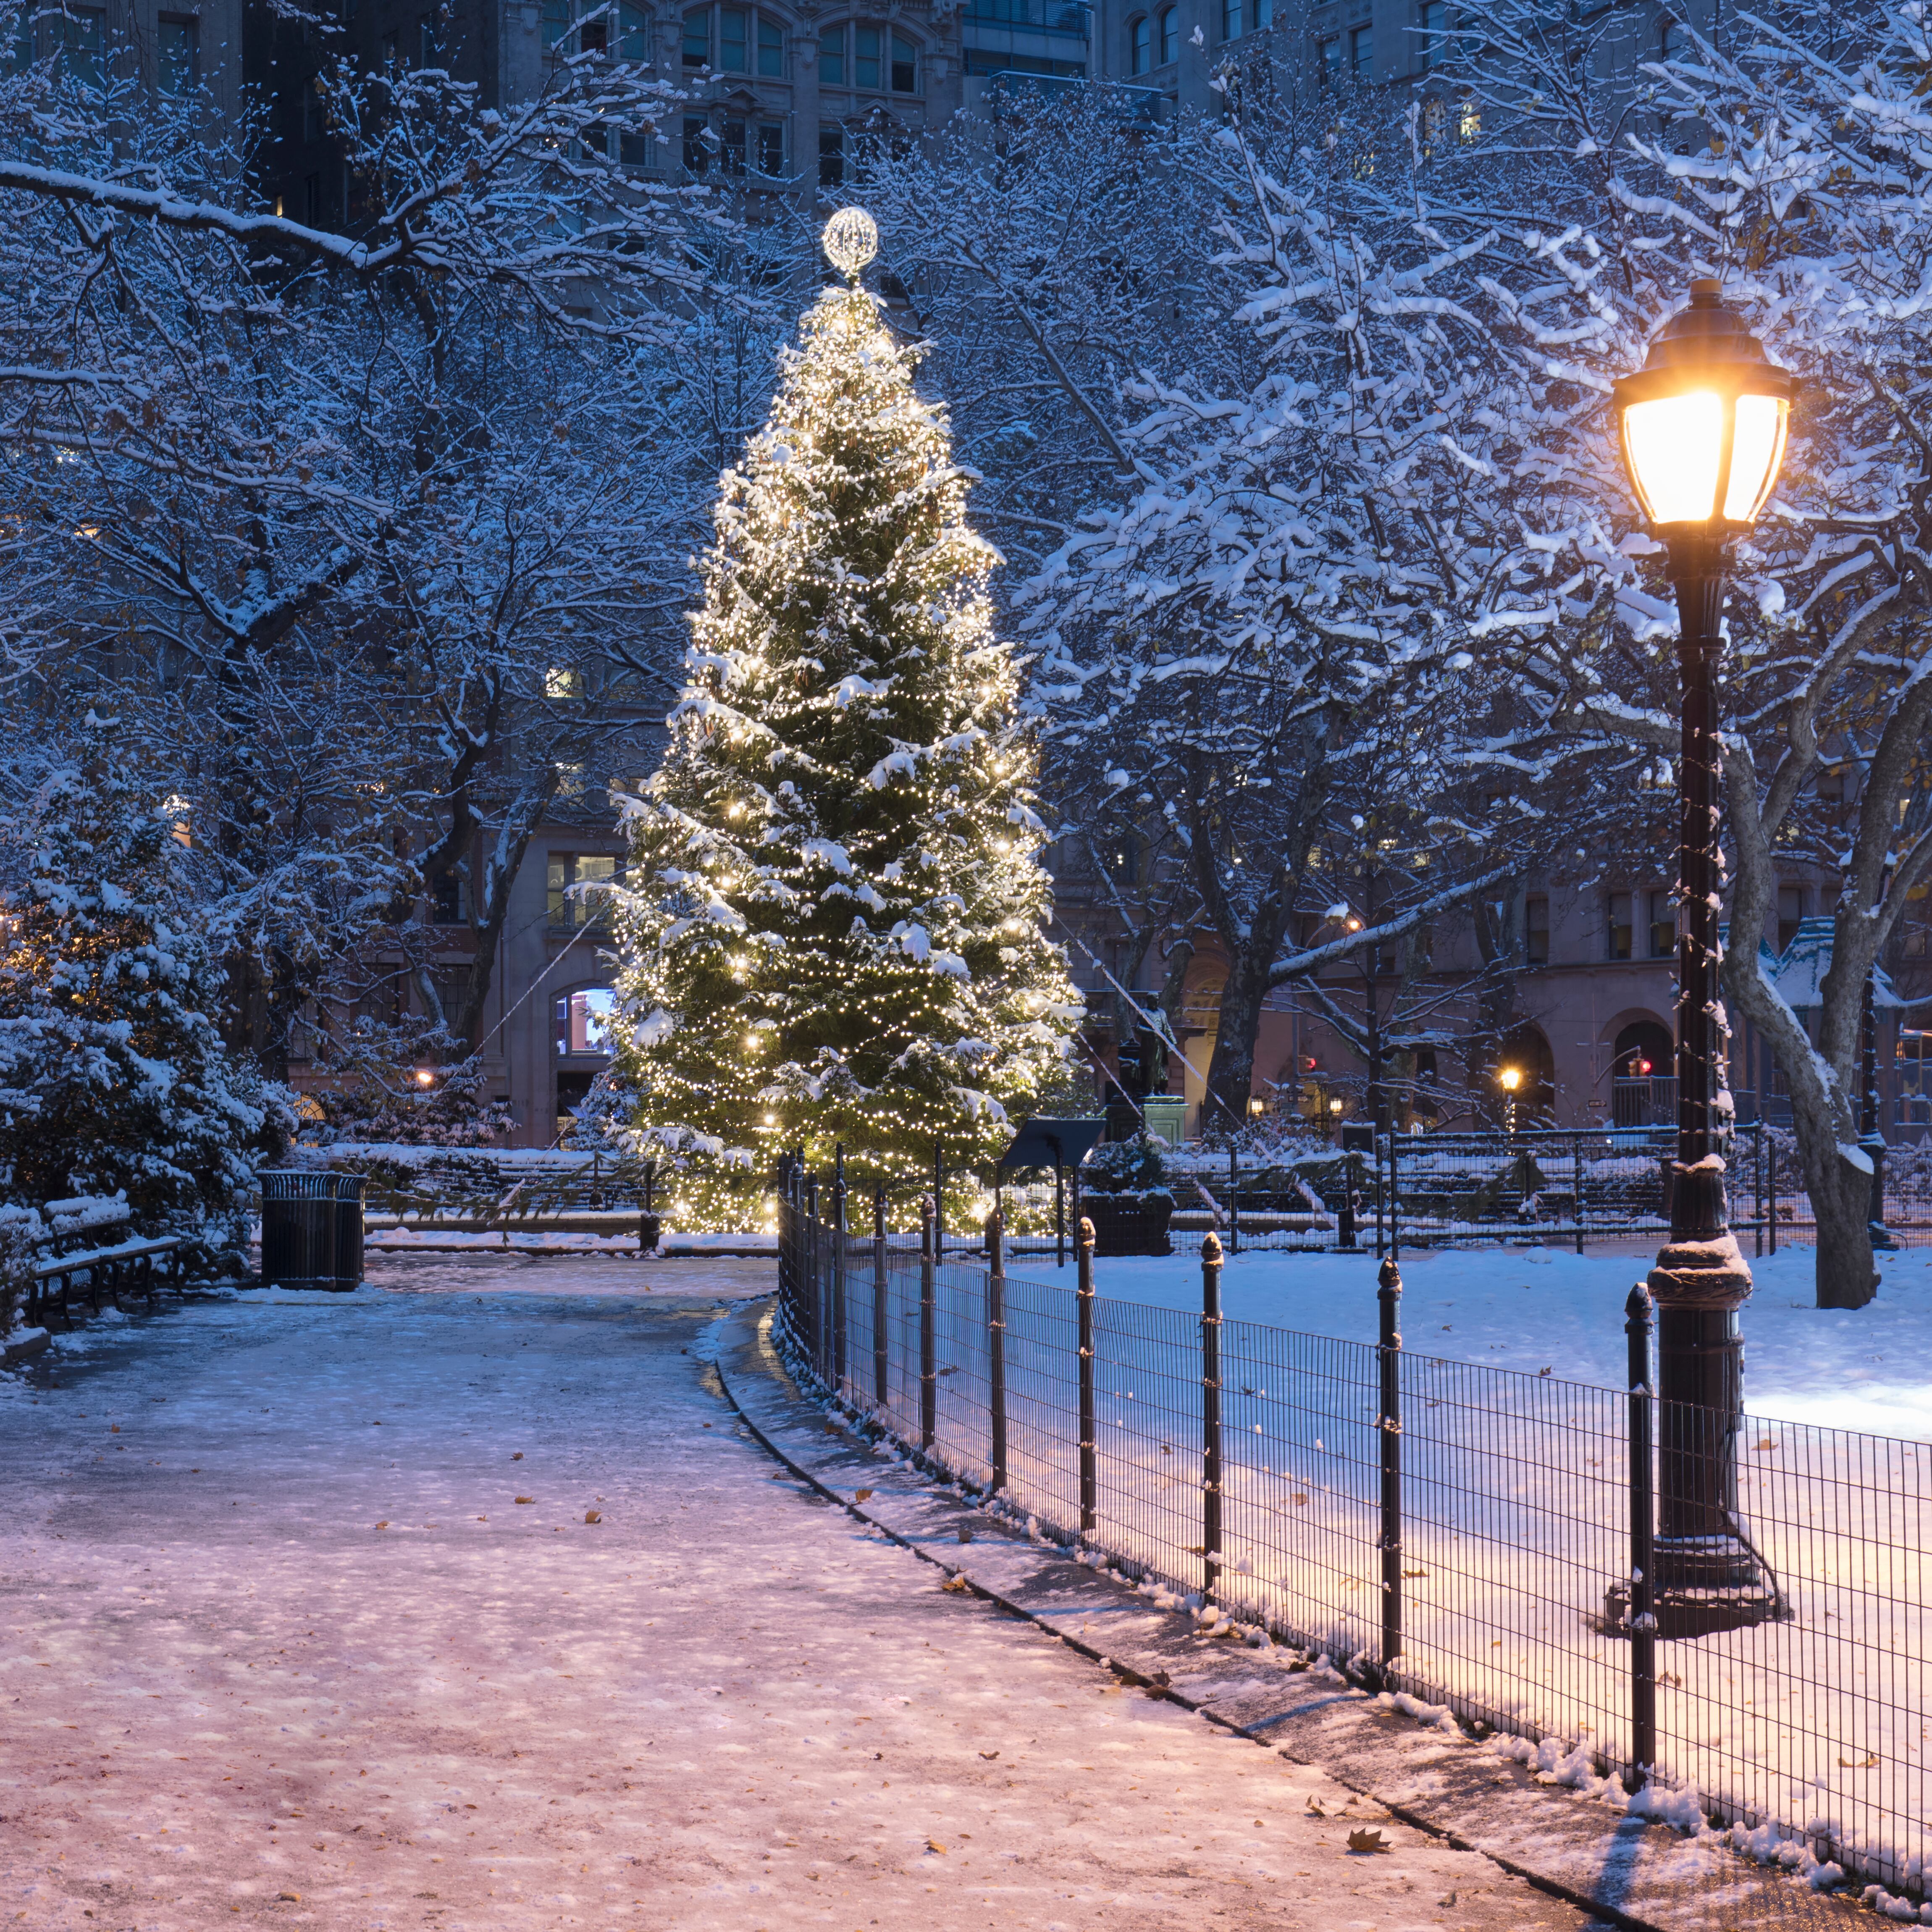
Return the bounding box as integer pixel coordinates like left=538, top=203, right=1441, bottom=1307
left=772, top=1170, right=1932, bottom=1904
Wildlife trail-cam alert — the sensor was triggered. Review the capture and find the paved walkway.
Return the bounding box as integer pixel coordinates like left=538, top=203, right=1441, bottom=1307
left=1, top=1256, right=1604, bottom=1931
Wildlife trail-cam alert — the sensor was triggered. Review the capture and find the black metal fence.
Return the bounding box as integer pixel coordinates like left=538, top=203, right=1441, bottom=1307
left=1160, top=1124, right=1932, bottom=1255
left=772, top=1160, right=1932, bottom=1905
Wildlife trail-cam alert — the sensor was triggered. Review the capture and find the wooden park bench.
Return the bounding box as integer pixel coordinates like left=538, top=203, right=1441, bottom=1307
left=23, top=1200, right=191, bottom=1328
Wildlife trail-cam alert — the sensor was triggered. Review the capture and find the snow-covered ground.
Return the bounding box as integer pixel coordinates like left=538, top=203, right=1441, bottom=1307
left=1057, top=1243, right=1932, bottom=1441
left=0, top=1260, right=1604, bottom=1932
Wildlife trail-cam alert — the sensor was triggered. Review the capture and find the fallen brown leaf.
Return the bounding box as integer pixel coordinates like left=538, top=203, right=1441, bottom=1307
left=1838, top=1753, right=1877, bottom=1769
left=926, top=1839, right=946, bottom=1854
left=584, top=1509, right=602, bottom=1524
left=512, top=1452, right=524, bottom=1461
left=373, top=1521, right=389, bottom=1530
left=854, top=1488, right=874, bottom=1503
left=979, top=1751, right=998, bottom=1760
left=942, top=1575, right=971, bottom=1593
left=514, top=1496, right=535, bottom=1505
left=1347, top=1828, right=1391, bottom=1854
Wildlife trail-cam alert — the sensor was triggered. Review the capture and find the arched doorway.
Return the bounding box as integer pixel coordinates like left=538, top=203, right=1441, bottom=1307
left=1612, top=1017, right=1675, bottom=1127
left=1496, top=1024, right=1556, bottom=1127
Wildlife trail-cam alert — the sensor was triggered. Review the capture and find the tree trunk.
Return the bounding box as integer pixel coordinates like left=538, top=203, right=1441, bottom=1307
left=1203, top=952, right=1270, bottom=1138
left=1790, top=1084, right=1880, bottom=1310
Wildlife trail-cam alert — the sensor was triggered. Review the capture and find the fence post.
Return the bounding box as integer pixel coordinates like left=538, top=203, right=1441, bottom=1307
left=919, top=1194, right=937, bottom=1451
left=776, top=1157, right=792, bottom=1336
left=1374, top=1133, right=1386, bottom=1258
left=1574, top=1135, right=1586, bottom=1255
left=1228, top=1143, right=1240, bottom=1257
left=1389, top=1131, right=1400, bottom=1257
left=1077, top=1214, right=1097, bottom=1535
left=832, top=1146, right=848, bottom=1396
left=873, top=1183, right=889, bottom=1408
left=986, top=1208, right=1008, bottom=1493
left=1377, top=1255, right=1404, bottom=1688
left=805, top=1169, right=822, bottom=1374
left=1202, top=1231, right=1224, bottom=1605
left=1625, top=1283, right=1657, bottom=1791
left=1754, top=1124, right=1764, bottom=1260
left=1339, top=1148, right=1359, bottom=1250
left=933, top=1139, right=945, bottom=1257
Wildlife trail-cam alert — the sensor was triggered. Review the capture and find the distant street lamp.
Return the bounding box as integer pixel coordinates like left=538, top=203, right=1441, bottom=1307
left=1497, top=1064, right=1522, bottom=1137
left=1612, top=278, right=1793, bottom=1624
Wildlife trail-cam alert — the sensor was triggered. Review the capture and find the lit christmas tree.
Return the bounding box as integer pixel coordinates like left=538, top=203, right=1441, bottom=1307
left=610, top=208, right=1081, bottom=1219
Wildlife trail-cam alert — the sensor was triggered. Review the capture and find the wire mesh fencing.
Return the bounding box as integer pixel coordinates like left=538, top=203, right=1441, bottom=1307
left=772, top=1160, right=1932, bottom=1905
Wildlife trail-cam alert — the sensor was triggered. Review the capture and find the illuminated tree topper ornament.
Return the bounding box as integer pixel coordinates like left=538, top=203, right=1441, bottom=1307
left=822, top=205, right=879, bottom=282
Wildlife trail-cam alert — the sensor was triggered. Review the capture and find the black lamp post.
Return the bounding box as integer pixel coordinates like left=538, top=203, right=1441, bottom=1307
left=1612, top=279, right=1793, bottom=1624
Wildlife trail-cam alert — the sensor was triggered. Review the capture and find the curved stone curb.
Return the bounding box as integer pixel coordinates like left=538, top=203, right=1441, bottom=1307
left=710, top=1297, right=1865, bottom=1932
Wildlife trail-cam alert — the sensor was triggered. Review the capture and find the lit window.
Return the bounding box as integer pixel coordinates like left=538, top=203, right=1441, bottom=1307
left=556, top=988, right=617, bottom=1055
left=549, top=855, right=619, bottom=928
left=758, top=13, right=783, bottom=74
left=1457, top=96, right=1480, bottom=140
left=545, top=665, right=585, bottom=700
left=1606, top=891, right=1633, bottom=961
left=855, top=22, right=879, bottom=87
left=819, top=23, right=843, bottom=82
left=1130, top=14, right=1150, bottom=71
left=1648, top=889, right=1676, bottom=959
left=1158, top=5, right=1177, bottom=63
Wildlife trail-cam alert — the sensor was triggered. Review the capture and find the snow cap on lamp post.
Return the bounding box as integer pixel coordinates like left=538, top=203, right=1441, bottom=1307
left=822, top=206, right=879, bottom=284
left=1612, top=279, right=1795, bottom=533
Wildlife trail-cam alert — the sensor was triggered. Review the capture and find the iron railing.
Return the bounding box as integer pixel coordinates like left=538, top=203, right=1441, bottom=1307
left=772, top=1159, right=1932, bottom=1907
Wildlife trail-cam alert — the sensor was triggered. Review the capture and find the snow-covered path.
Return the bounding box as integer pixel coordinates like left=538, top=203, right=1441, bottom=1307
left=0, top=1260, right=1605, bottom=1932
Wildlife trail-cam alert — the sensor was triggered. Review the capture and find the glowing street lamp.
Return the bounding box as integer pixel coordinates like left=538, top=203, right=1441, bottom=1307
left=1612, top=280, right=1791, bottom=1631
left=1497, top=1063, right=1522, bottom=1137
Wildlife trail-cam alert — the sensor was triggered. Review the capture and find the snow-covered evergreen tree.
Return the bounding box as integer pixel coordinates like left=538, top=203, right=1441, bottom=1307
left=0, top=726, right=278, bottom=1241
left=611, top=210, right=1082, bottom=1217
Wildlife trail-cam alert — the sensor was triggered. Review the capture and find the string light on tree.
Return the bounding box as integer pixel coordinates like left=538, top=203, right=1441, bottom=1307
left=606, top=207, right=1082, bottom=1227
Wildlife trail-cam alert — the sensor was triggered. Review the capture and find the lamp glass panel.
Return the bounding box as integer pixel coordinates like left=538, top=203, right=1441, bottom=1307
left=1722, top=391, right=1788, bottom=521
left=1623, top=389, right=1723, bottom=522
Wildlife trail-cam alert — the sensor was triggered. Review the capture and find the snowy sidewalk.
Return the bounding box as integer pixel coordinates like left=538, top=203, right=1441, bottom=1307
left=3, top=1257, right=1603, bottom=1932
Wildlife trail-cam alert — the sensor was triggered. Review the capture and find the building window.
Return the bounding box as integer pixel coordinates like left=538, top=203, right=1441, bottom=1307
left=1130, top=13, right=1150, bottom=70
left=1898, top=1029, right=1932, bottom=1127
left=685, top=6, right=709, bottom=66
left=719, top=5, right=747, bottom=68
left=890, top=29, right=916, bottom=90
left=756, top=121, right=785, bottom=172
left=60, top=6, right=103, bottom=84
left=620, top=129, right=652, bottom=163
left=421, top=14, right=440, bottom=64
left=621, top=2, right=647, bottom=57
left=1606, top=891, right=1633, bottom=961
left=1525, top=894, right=1549, bottom=966
left=302, top=75, right=323, bottom=140
left=682, top=113, right=711, bottom=169
left=542, top=0, right=570, bottom=47
left=430, top=872, right=467, bottom=925
left=758, top=13, right=783, bottom=73
left=853, top=22, right=880, bottom=87
left=1416, top=0, right=1445, bottom=68
left=1108, top=834, right=1139, bottom=886
left=1458, top=96, right=1480, bottom=139
left=819, top=23, right=844, bottom=81
left=158, top=15, right=197, bottom=94
left=381, top=27, right=400, bottom=65
left=1648, top=887, right=1676, bottom=958
left=556, top=989, right=617, bottom=1056
left=1158, top=5, right=1178, bottom=63
left=1661, top=16, right=1689, bottom=58
left=719, top=116, right=746, bottom=170
left=1349, top=23, right=1373, bottom=76
left=1223, top=0, right=1242, bottom=39
left=819, top=124, right=843, bottom=184
left=1772, top=884, right=1803, bottom=952
left=1318, top=34, right=1341, bottom=82
left=548, top=854, right=619, bottom=928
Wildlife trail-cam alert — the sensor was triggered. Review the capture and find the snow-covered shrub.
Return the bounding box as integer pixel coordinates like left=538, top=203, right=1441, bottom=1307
left=0, top=1202, right=38, bottom=1340
left=1082, top=1135, right=1173, bottom=1201
left=0, top=732, right=272, bottom=1243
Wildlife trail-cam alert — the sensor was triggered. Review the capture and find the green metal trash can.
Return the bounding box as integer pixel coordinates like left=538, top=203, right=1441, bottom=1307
left=260, top=1172, right=364, bottom=1290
